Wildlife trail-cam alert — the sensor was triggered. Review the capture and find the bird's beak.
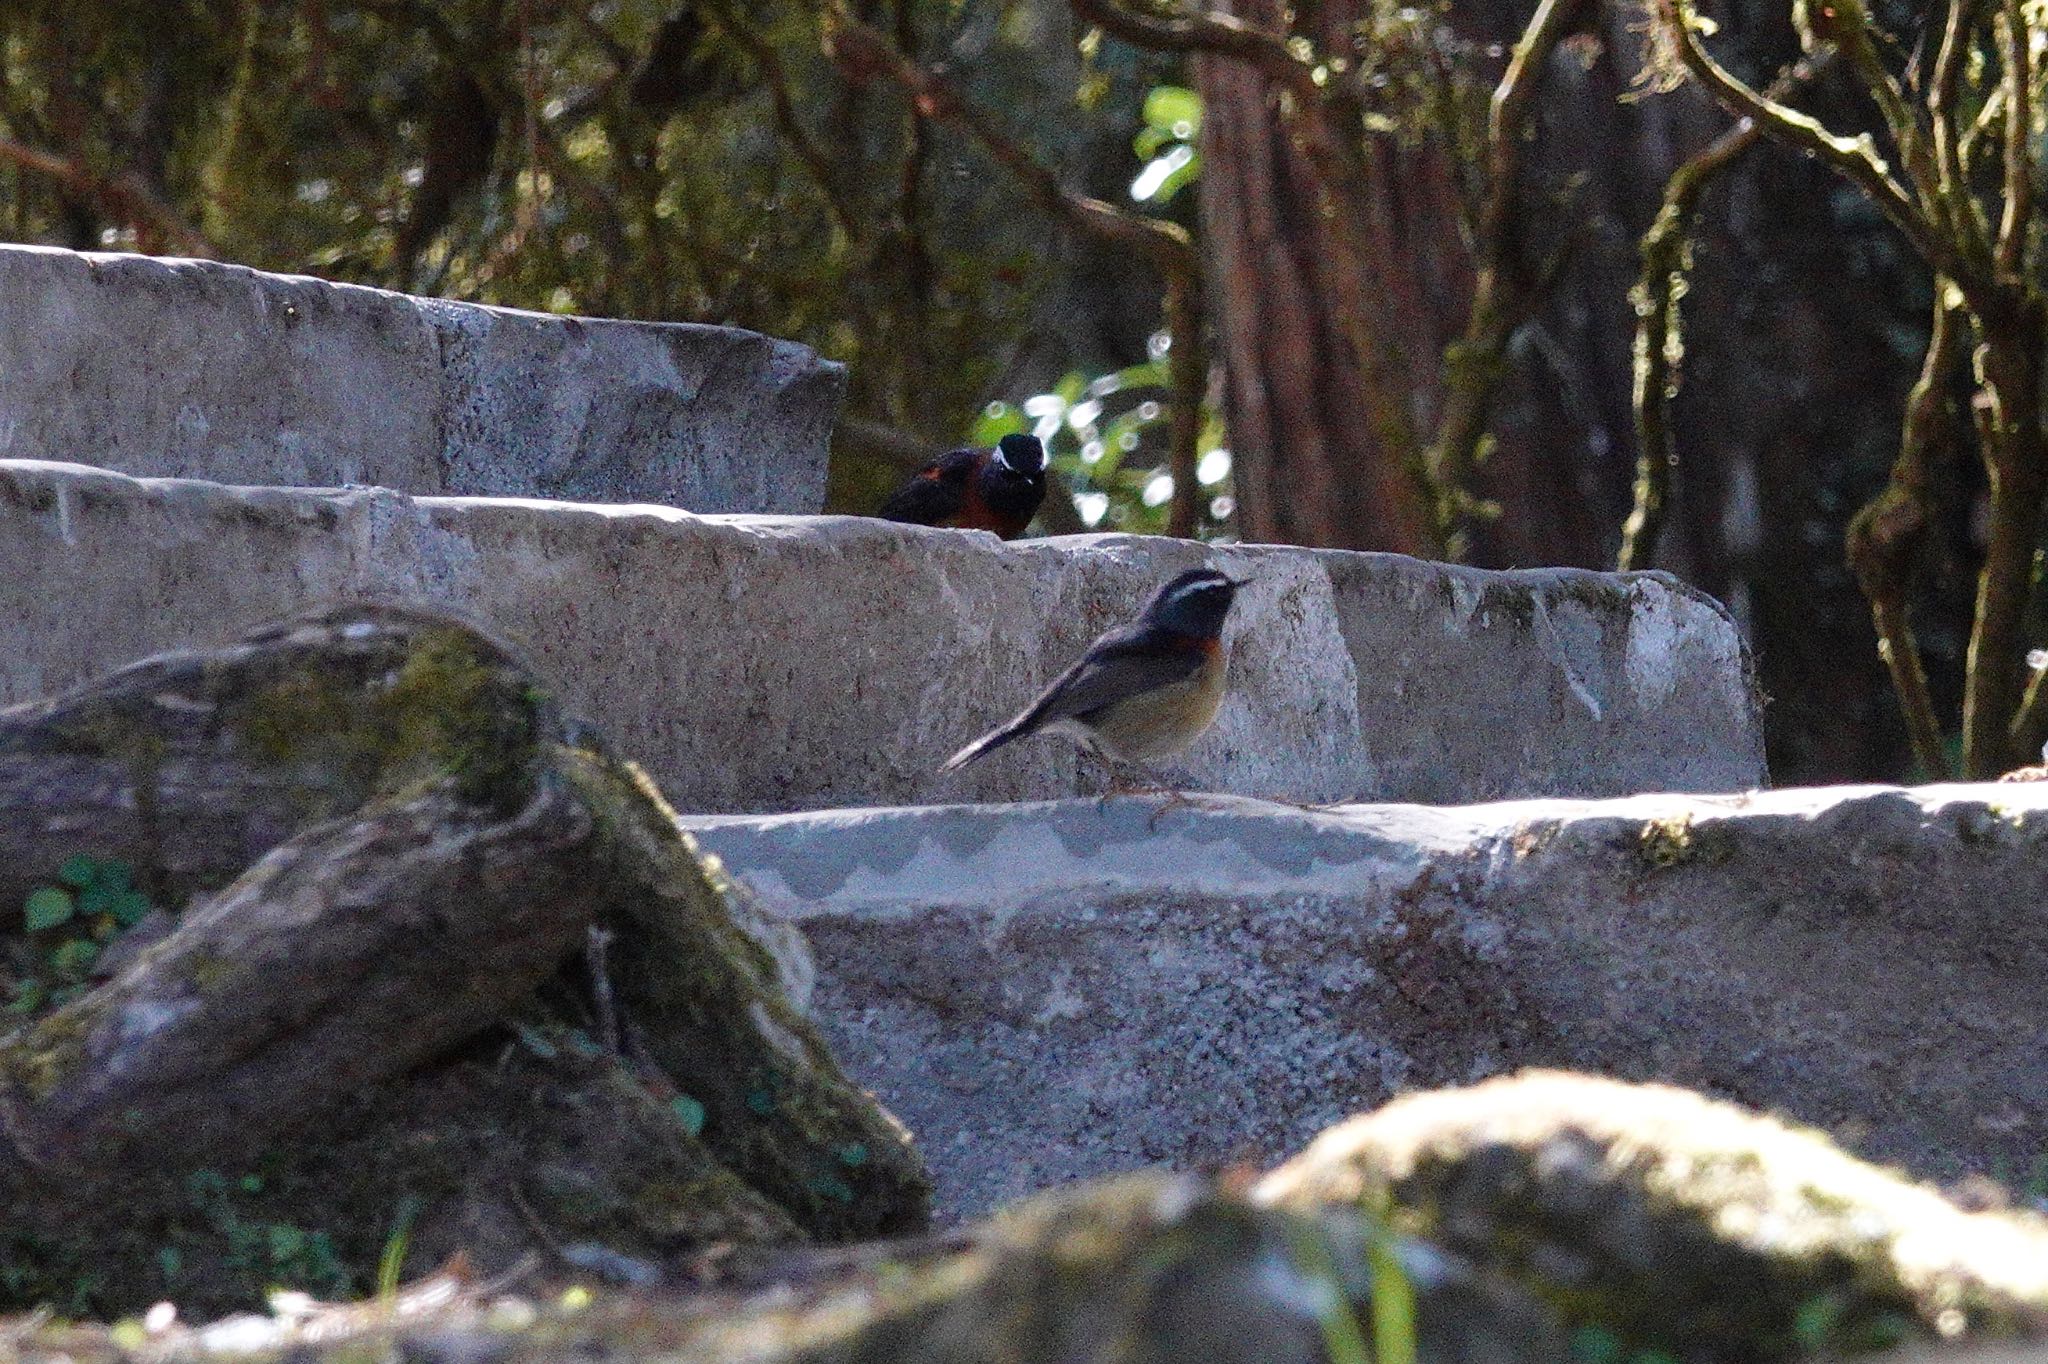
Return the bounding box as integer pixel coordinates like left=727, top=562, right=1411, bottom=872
left=1226, top=574, right=1253, bottom=589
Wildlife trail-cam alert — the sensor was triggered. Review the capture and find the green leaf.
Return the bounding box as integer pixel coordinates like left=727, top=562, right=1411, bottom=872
left=1111, top=359, right=1170, bottom=390
left=78, top=884, right=118, bottom=919
left=836, top=1142, right=869, bottom=1167
left=50, top=938, right=100, bottom=983
left=1142, top=85, right=1202, bottom=135
left=96, top=860, right=134, bottom=894
left=5, top=980, right=47, bottom=1014
left=157, top=1246, right=183, bottom=1282
left=671, top=1094, right=707, bottom=1138
left=268, top=1223, right=307, bottom=1264
left=805, top=1173, right=855, bottom=1204
left=1151, top=148, right=1201, bottom=204
left=970, top=401, right=1026, bottom=447
left=1367, top=1234, right=1419, bottom=1364
left=24, top=887, right=75, bottom=931
left=110, top=891, right=153, bottom=928
left=1569, top=1326, right=1625, bottom=1364
left=56, top=855, right=98, bottom=890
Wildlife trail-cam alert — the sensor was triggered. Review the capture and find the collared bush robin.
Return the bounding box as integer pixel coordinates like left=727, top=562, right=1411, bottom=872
left=878, top=433, right=1047, bottom=540
left=943, top=567, right=1247, bottom=779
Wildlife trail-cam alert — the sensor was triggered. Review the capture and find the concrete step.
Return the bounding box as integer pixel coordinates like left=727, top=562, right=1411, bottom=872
left=683, top=783, right=2048, bottom=1220
left=0, top=461, right=1761, bottom=813
left=0, top=245, right=834, bottom=512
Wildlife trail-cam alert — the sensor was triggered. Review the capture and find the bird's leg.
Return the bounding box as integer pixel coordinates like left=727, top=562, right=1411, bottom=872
left=1089, top=750, right=1206, bottom=829
left=1081, top=744, right=1137, bottom=805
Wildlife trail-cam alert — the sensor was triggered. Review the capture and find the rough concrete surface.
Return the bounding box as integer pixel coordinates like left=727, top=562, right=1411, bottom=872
left=682, top=783, right=2048, bottom=1220
left=0, top=245, right=836, bottom=512
left=0, top=460, right=1762, bottom=812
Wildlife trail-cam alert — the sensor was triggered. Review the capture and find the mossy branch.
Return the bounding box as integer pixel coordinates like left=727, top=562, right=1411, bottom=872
left=1926, top=0, right=1992, bottom=262
left=1619, top=57, right=1827, bottom=572
left=1994, top=0, right=2033, bottom=280
left=1960, top=298, right=2048, bottom=775
left=1847, top=288, right=1964, bottom=780
left=1649, top=0, right=1967, bottom=292
left=0, top=606, right=930, bottom=1310
left=0, top=135, right=216, bottom=257
left=1425, top=0, right=1589, bottom=556
left=1068, top=0, right=1327, bottom=108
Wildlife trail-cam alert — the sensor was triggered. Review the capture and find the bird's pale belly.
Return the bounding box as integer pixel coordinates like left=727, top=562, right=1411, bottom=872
left=1083, top=648, right=1229, bottom=761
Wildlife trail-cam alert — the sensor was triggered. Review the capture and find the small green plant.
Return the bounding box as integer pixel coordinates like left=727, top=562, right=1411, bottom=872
left=181, top=1170, right=352, bottom=1298
left=376, top=1195, right=422, bottom=1300
left=1131, top=85, right=1201, bottom=205
left=1635, top=815, right=1697, bottom=871
left=978, top=355, right=1234, bottom=539
left=8, top=855, right=158, bottom=1015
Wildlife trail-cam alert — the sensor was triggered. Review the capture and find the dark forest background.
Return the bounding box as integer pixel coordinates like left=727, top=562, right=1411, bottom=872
left=0, top=0, right=2015, bottom=784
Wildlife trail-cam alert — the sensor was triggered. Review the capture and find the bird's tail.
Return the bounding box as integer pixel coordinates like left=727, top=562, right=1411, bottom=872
left=941, top=711, right=1039, bottom=772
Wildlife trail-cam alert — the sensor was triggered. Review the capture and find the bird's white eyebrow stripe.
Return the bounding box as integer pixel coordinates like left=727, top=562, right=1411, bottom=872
left=1159, top=574, right=1228, bottom=608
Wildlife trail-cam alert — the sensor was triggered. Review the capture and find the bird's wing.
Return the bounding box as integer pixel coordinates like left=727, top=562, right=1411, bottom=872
left=878, top=451, right=975, bottom=525
left=941, top=624, right=1206, bottom=771
left=1022, top=624, right=1208, bottom=727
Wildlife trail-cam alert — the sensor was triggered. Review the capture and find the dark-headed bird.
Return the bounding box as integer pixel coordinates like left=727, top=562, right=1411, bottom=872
left=878, top=432, right=1047, bottom=540
left=943, top=567, right=1247, bottom=781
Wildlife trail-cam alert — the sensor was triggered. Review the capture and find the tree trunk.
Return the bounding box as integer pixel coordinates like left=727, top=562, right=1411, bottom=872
left=1195, top=0, right=1464, bottom=555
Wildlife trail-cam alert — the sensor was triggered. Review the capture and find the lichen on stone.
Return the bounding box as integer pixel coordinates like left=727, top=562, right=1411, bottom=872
left=1258, top=1071, right=2048, bottom=1358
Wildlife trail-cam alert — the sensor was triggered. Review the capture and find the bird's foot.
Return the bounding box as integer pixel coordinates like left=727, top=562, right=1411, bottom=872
left=1142, top=785, right=1211, bottom=831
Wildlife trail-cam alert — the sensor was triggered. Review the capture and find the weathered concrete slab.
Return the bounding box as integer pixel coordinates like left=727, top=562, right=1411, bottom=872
left=0, top=245, right=836, bottom=511
left=683, top=784, right=2048, bottom=1220
left=0, top=459, right=1762, bottom=811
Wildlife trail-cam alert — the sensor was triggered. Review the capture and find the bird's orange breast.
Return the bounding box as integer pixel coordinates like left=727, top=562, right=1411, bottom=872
left=945, top=480, right=1030, bottom=539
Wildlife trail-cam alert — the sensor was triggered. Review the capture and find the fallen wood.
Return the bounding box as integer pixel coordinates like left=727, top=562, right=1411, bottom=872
left=0, top=605, right=929, bottom=1317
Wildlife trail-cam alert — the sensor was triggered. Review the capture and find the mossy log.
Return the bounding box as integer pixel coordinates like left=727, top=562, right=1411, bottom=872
left=0, top=1173, right=1568, bottom=1363
left=0, top=605, right=928, bottom=1316
left=1259, top=1071, right=2048, bottom=1359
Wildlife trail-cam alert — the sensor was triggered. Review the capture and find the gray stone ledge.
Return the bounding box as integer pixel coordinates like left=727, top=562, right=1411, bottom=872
left=0, top=244, right=836, bottom=511
left=0, top=459, right=1763, bottom=812
left=684, top=784, right=2048, bottom=1219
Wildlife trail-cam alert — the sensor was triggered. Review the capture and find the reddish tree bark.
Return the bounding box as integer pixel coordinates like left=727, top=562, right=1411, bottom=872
left=1194, top=0, right=1467, bottom=554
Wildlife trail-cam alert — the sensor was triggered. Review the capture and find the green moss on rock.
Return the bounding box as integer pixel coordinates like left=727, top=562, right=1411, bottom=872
left=1259, top=1071, right=2048, bottom=1359
left=0, top=604, right=929, bottom=1319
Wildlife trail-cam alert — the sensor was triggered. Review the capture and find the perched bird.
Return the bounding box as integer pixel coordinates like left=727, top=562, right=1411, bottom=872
left=878, top=433, right=1047, bottom=539
left=943, top=567, right=1247, bottom=782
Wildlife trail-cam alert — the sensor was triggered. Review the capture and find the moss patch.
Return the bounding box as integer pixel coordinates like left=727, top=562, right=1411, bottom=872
left=1260, top=1070, right=2048, bottom=1359
left=0, top=604, right=929, bottom=1318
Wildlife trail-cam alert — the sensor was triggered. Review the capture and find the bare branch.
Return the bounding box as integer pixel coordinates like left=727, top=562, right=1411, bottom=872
left=1996, top=0, right=2033, bottom=278
left=0, top=135, right=216, bottom=257
left=1620, top=55, right=1829, bottom=571
left=702, top=0, right=859, bottom=241
left=1650, top=0, right=1971, bottom=292
left=825, top=5, right=1211, bottom=540
left=1426, top=0, right=1588, bottom=549
left=1848, top=287, right=1965, bottom=779
left=1068, top=0, right=1323, bottom=107
left=827, top=11, right=1190, bottom=268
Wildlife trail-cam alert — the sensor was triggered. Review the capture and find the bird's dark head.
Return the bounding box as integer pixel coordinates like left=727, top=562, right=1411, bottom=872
left=1142, top=567, right=1247, bottom=640
left=990, top=433, right=1046, bottom=482
left=976, top=433, right=1048, bottom=534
